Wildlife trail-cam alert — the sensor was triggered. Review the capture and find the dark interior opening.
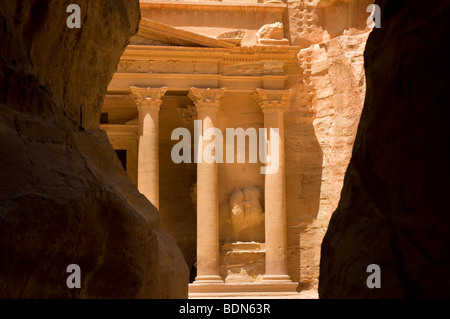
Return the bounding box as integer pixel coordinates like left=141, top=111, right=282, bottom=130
left=100, top=112, right=109, bottom=124
left=115, top=150, right=127, bottom=171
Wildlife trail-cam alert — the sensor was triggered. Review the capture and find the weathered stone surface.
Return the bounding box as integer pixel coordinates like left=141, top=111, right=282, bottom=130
left=320, top=0, right=450, bottom=298
left=220, top=186, right=265, bottom=243
left=220, top=243, right=265, bottom=283
left=140, top=231, right=189, bottom=299
left=256, top=22, right=288, bottom=45
left=285, top=0, right=372, bottom=292
left=0, top=0, right=188, bottom=298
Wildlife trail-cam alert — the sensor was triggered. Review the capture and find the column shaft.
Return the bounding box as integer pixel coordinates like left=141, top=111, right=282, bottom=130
left=196, top=110, right=221, bottom=281
left=263, top=110, right=289, bottom=279
left=255, top=89, right=293, bottom=282
left=130, top=86, right=167, bottom=210
left=138, top=107, right=159, bottom=208
left=189, top=88, right=226, bottom=283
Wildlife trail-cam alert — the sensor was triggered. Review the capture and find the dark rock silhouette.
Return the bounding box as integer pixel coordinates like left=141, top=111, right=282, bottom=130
left=320, top=0, right=450, bottom=298
left=0, top=0, right=188, bottom=298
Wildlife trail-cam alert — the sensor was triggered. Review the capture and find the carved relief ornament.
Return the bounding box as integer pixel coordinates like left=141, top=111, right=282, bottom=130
left=188, top=87, right=227, bottom=111
left=129, top=86, right=168, bottom=111
left=253, top=88, right=293, bottom=113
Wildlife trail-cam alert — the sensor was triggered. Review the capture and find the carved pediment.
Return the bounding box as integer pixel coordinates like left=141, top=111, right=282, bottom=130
left=137, top=18, right=235, bottom=48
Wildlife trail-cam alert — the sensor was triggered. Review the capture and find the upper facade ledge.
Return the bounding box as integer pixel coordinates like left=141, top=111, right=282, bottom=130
left=127, top=45, right=229, bottom=54
left=139, top=1, right=287, bottom=13
left=126, top=44, right=300, bottom=53
left=123, top=44, right=301, bottom=60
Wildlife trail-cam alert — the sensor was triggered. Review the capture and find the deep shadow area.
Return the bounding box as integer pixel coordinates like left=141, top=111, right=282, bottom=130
left=0, top=0, right=188, bottom=298
left=320, top=0, right=450, bottom=298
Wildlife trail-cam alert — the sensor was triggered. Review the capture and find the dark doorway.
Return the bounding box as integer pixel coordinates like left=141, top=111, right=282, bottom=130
left=115, top=150, right=127, bottom=171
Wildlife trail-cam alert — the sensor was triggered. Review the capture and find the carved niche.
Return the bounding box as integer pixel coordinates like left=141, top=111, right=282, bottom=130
left=219, top=186, right=265, bottom=243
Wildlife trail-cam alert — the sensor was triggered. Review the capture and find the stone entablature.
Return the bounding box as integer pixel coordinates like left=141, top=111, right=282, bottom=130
left=109, top=45, right=299, bottom=93
left=119, top=45, right=299, bottom=64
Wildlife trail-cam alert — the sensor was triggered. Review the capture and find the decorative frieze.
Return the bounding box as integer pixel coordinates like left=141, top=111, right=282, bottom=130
left=118, top=60, right=216, bottom=75
left=120, top=46, right=300, bottom=64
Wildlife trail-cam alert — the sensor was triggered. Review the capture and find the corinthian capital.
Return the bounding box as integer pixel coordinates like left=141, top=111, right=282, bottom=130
left=129, top=86, right=168, bottom=111
left=254, top=89, right=292, bottom=113
left=188, top=88, right=227, bottom=111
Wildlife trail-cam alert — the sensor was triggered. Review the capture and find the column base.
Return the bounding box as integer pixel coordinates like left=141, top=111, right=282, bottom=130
left=192, top=275, right=224, bottom=284
left=189, top=281, right=298, bottom=298
left=262, top=274, right=293, bottom=282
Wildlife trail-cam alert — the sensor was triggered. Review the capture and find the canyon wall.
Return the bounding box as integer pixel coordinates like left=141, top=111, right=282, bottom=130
left=0, top=0, right=188, bottom=298
left=320, top=0, right=450, bottom=298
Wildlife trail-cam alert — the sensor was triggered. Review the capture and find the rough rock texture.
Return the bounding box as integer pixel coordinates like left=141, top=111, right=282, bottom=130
left=284, top=0, right=373, bottom=291
left=320, top=1, right=450, bottom=298
left=0, top=0, right=188, bottom=298
left=256, top=22, right=285, bottom=41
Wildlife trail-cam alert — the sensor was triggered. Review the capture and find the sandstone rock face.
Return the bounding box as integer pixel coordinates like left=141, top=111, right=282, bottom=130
left=284, top=0, right=372, bottom=291
left=320, top=1, right=450, bottom=298
left=0, top=0, right=188, bottom=298
left=140, top=231, right=189, bottom=299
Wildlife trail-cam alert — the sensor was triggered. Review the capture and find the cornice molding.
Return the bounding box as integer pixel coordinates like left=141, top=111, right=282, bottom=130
left=108, top=74, right=288, bottom=93
left=140, top=1, right=287, bottom=13
left=120, top=45, right=300, bottom=64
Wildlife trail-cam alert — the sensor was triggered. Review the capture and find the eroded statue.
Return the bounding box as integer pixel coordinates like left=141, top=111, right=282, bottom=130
left=220, top=186, right=265, bottom=243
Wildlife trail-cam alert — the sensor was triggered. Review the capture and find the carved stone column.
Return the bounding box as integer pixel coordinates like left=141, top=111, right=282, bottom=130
left=188, top=87, right=226, bottom=283
left=130, top=86, right=167, bottom=210
left=254, top=88, right=294, bottom=283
